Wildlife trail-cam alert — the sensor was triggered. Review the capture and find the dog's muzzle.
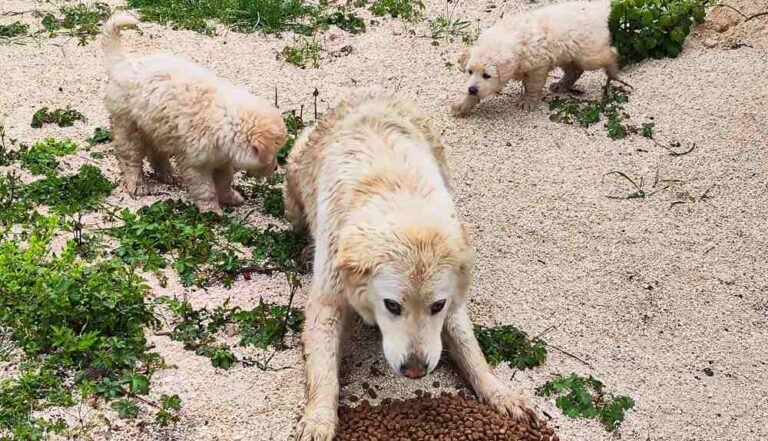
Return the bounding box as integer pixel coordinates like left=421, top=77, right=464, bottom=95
left=400, top=354, right=428, bottom=379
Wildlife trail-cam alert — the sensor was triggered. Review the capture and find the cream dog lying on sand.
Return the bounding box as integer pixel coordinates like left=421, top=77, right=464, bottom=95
left=285, top=88, right=535, bottom=440
left=452, top=0, right=630, bottom=116
left=101, top=13, right=286, bottom=213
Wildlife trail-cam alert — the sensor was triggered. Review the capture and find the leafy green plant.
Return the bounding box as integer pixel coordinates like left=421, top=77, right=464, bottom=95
left=156, top=296, right=304, bottom=369
left=549, top=87, right=653, bottom=140
left=0, top=172, right=34, bottom=226
left=368, top=0, right=424, bottom=21
left=609, top=0, right=709, bottom=65
left=41, top=2, right=112, bottom=45
left=316, top=10, right=366, bottom=34
left=241, top=173, right=285, bottom=218
left=0, top=21, right=29, bottom=38
left=0, top=222, right=178, bottom=436
left=278, top=108, right=306, bottom=164
left=537, top=374, right=635, bottom=432
left=87, top=127, right=112, bottom=145
left=25, top=164, right=115, bottom=214
left=474, top=324, right=547, bottom=370
left=17, top=137, right=78, bottom=174
left=31, top=106, right=86, bottom=128
left=281, top=37, right=322, bottom=68
left=428, top=1, right=476, bottom=45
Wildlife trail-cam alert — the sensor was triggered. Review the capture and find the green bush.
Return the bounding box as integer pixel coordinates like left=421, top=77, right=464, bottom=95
left=610, top=0, right=708, bottom=65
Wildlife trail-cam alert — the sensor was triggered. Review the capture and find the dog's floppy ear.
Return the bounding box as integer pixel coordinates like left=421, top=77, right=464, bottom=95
left=457, top=50, right=469, bottom=72
left=335, top=230, right=380, bottom=276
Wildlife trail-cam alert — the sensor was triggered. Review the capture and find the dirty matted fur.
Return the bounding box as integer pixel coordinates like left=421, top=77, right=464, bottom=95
left=453, top=0, right=628, bottom=115
left=286, top=88, right=535, bottom=440
left=101, top=13, right=286, bottom=213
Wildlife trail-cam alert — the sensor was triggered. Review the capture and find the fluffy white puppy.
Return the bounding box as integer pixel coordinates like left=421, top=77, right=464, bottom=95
left=453, top=1, right=629, bottom=115
left=101, top=13, right=286, bottom=213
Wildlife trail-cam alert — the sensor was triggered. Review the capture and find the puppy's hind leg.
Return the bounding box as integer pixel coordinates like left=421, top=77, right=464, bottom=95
left=284, top=170, right=307, bottom=233
left=147, top=146, right=178, bottom=185
left=180, top=164, right=222, bottom=214
left=296, top=274, right=347, bottom=441
left=213, top=164, right=244, bottom=207
left=112, top=117, right=149, bottom=196
left=550, top=63, right=584, bottom=94
left=443, top=306, right=537, bottom=424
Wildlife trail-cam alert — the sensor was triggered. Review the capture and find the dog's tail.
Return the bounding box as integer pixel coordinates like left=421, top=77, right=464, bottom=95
left=102, top=12, right=139, bottom=66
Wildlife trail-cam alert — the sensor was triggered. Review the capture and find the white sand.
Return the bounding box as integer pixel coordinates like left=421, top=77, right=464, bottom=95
left=1, top=0, right=767, bottom=440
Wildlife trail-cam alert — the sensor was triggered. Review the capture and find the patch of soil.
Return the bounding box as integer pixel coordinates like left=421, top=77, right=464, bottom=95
left=695, top=1, right=768, bottom=49
left=336, top=392, right=558, bottom=441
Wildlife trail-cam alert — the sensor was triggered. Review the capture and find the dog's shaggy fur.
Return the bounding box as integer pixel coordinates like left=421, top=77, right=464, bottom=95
left=101, top=13, right=286, bottom=213
left=452, top=0, right=628, bottom=115
left=285, top=88, right=535, bottom=440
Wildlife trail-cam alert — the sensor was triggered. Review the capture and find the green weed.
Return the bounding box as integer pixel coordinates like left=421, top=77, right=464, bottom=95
left=368, top=0, right=424, bottom=21
left=316, top=10, right=366, bottom=34
left=31, top=106, right=86, bottom=128
left=474, top=324, right=547, bottom=370
left=241, top=173, right=285, bottom=218
left=17, top=137, right=78, bottom=175
left=610, top=0, right=708, bottom=65
left=0, top=22, right=29, bottom=38
left=24, top=164, right=115, bottom=215
left=548, top=87, right=647, bottom=140
left=537, top=374, right=635, bottom=432
left=428, top=1, right=476, bottom=45
left=278, top=108, right=306, bottom=165
left=86, top=127, right=112, bottom=145
left=41, top=2, right=112, bottom=45
left=281, top=37, right=322, bottom=68
left=0, top=222, right=179, bottom=436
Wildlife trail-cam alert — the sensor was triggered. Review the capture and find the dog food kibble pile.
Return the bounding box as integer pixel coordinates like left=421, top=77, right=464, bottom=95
left=336, top=392, right=558, bottom=441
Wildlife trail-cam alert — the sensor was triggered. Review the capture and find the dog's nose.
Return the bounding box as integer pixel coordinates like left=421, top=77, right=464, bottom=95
left=468, top=86, right=479, bottom=95
left=400, top=356, right=428, bottom=379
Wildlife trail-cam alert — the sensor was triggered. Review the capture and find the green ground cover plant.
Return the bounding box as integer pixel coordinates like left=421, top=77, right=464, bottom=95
left=610, top=0, right=709, bottom=65
left=474, top=324, right=547, bottom=370
left=548, top=87, right=653, bottom=140
left=31, top=107, right=86, bottom=129
left=86, top=127, right=112, bottom=145
left=17, top=138, right=78, bottom=175
left=537, top=374, right=635, bottom=432
left=41, top=2, right=112, bottom=45
left=0, top=22, right=29, bottom=38
left=0, top=219, right=180, bottom=438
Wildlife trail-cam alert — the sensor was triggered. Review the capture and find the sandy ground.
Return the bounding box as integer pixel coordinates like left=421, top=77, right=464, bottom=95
left=1, top=0, right=767, bottom=440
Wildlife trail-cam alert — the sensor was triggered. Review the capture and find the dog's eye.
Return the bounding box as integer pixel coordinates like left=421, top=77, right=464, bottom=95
left=384, top=299, right=402, bottom=316
left=468, top=69, right=473, bottom=75
left=430, top=300, right=446, bottom=315
left=482, top=73, right=491, bottom=79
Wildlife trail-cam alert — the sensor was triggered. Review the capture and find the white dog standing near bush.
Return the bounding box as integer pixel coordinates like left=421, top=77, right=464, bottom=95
left=452, top=0, right=630, bottom=116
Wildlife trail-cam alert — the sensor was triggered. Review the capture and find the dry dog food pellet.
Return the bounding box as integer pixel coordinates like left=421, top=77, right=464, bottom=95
left=337, top=392, right=558, bottom=441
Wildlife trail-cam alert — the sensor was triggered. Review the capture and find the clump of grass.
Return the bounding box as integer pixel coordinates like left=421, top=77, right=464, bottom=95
left=428, top=0, right=477, bottom=45
left=86, top=127, right=112, bottom=145
left=17, top=137, right=78, bottom=174
left=537, top=374, right=635, bottom=432
left=0, top=21, right=29, bottom=38
left=156, top=296, right=304, bottom=369
left=281, top=37, right=322, bottom=68
left=548, top=87, right=651, bottom=140
left=24, top=164, right=116, bottom=215
left=367, top=0, right=425, bottom=21
left=41, top=2, right=111, bottom=45
left=108, top=200, right=305, bottom=287
left=278, top=108, right=307, bottom=164
left=241, top=173, right=285, bottom=218
left=0, top=220, right=180, bottom=436
left=474, top=324, right=547, bottom=370
left=31, top=106, right=86, bottom=128
left=316, top=10, right=366, bottom=34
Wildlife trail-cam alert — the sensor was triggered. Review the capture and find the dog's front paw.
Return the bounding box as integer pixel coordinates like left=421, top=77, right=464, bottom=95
left=515, top=95, right=540, bottom=111
left=220, top=189, right=245, bottom=206
left=195, top=200, right=223, bottom=214
left=451, top=96, right=479, bottom=117
left=295, top=407, right=337, bottom=441
left=485, top=389, right=537, bottom=424
left=123, top=178, right=151, bottom=197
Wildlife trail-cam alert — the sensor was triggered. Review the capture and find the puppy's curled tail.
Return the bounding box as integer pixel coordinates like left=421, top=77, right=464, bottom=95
left=102, top=12, right=139, bottom=65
